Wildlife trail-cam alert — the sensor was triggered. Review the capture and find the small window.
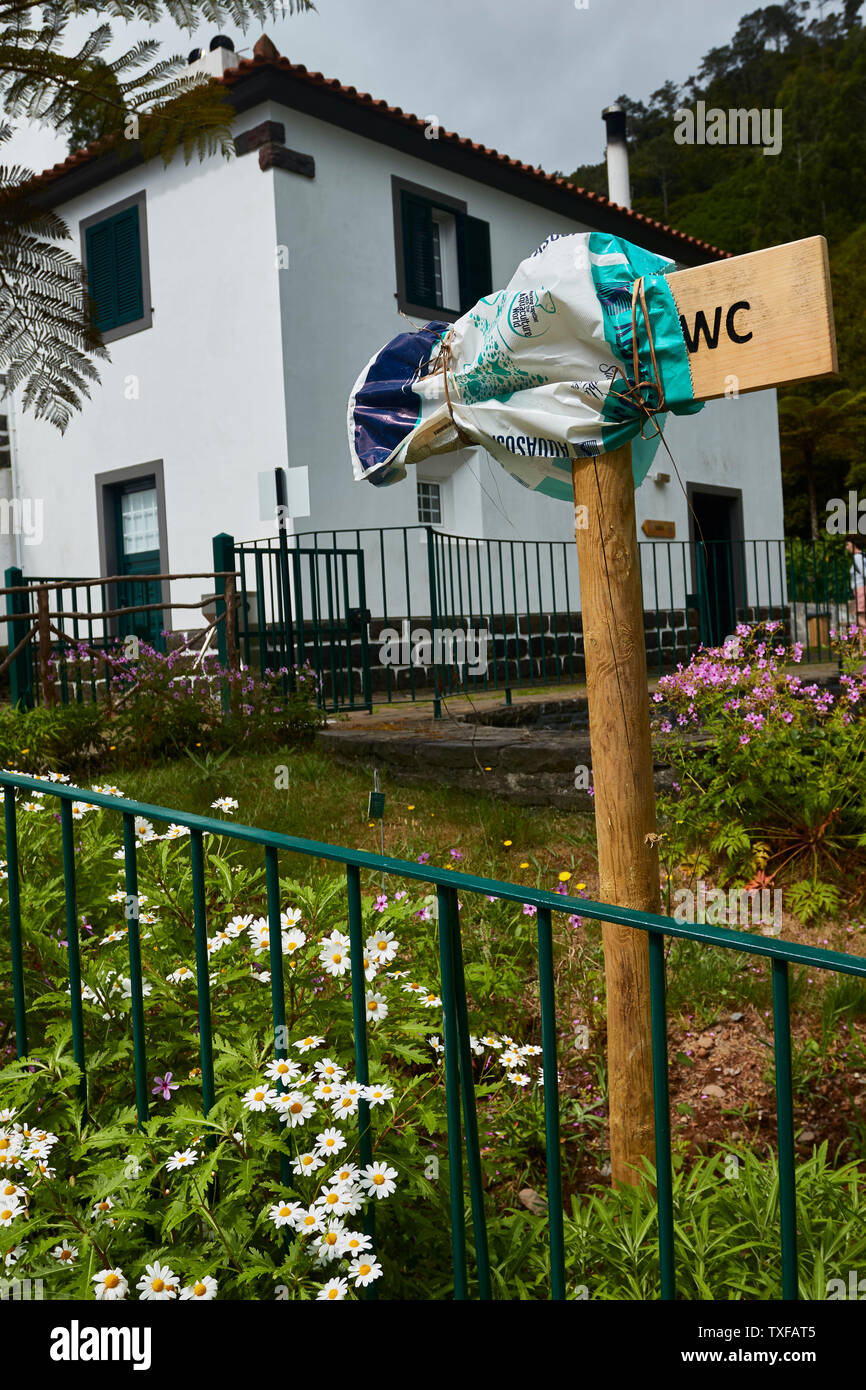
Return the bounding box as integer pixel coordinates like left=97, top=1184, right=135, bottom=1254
left=81, top=193, right=151, bottom=343
left=395, top=179, right=492, bottom=320
left=417, top=480, right=442, bottom=525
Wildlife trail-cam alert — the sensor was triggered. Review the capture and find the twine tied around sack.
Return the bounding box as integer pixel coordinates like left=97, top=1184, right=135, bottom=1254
left=613, top=276, right=667, bottom=441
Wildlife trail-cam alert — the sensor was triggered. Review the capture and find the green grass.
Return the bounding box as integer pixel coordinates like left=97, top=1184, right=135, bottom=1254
left=111, top=744, right=599, bottom=886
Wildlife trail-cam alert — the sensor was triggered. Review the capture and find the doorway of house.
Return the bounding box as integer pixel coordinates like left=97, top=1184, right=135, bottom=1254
left=688, top=486, right=744, bottom=646
left=113, top=479, right=164, bottom=649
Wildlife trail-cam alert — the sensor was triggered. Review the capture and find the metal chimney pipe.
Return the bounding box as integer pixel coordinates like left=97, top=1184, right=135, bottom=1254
left=602, top=103, right=631, bottom=209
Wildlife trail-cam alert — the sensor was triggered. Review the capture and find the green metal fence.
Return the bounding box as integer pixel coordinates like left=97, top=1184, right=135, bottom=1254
left=3, top=769, right=865, bottom=1299
left=283, top=528, right=853, bottom=708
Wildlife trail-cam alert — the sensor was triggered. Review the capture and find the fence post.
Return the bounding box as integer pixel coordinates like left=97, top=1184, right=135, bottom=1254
left=425, top=527, right=442, bottom=720
left=4, top=566, right=32, bottom=709
left=36, top=586, right=57, bottom=706
left=212, top=533, right=235, bottom=716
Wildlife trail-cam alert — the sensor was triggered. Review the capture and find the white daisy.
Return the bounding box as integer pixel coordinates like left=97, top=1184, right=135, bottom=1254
left=359, top=1161, right=397, bottom=1200
left=210, top=797, right=238, bottom=813
left=276, top=1092, right=315, bottom=1128
left=367, top=930, right=399, bottom=964
left=93, top=1268, right=128, bottom=1300
left=314, top=1081, right=341, bottom=1103
left=338, top=1229, right=372, bottom=1257
left=180, top=1275, right=218, bottom=1300
left=134, top=817, right=155, bottom=840
left=293, top=1035, right=325, bottom=1053
left=0, top=1200, right=22, bottom=1226
left=283, top=928, right=306, bottom=955
left=292, top=1151, right=325, bottom=1177
left=91, top=1197, right=114, bottom=1220
left=281, top=908, right=303, bottom=929
left=500, top=1049, right=522, bottom=1069
left=167, top=966, right=194, bottom=984
left=52, top=1241, right=78, bottom=1265
left=264, top=1057, right=302, bottom=1085
left=314, top=1221, right=346, bottom=1264
left=315, top=1185, right=356, bottom=1218
left=269, top=1200, right=301, bottom=1229
left=162, top=823, right=190, bottom=840
left=315, top=1127, right=347, bottom=1157
left=320, top=944, right=350, bottom=977
left=166, top=1148, right=199, bottom=1172
left=509, top=1071, right=531, bottom=1087
left=226, top=914, right=254, bottom=934
left=294, top=1204, right=324, bottom=1235
left=317, top=1276, right=349, bottom=1300
left=365, top=992, right=388, bottom=1023
left=313, top=1058, right=345, bottom=1083
left=348, top=1255, right=383, bottom=1288
left=420, top=992, right=442, bottom=1009
left=242, top=1084, right=278, bottom=1113
left=363, top=1083, right=394, bottom=1106
left=331, top=1093, right=359, bottom=1120
left=137, top=1261, right=178, bottom=1300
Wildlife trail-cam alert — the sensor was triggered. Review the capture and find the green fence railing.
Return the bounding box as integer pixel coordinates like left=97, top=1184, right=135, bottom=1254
left=282, top=528, right=853, bottom=707
left=3, top=770, right=865, bottom=1299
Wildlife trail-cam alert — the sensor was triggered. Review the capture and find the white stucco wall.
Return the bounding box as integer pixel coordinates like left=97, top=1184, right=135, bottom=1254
left=11, top=100, right=288, bottom=625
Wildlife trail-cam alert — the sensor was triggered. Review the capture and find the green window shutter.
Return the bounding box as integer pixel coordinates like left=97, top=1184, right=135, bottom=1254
left=113, top=207, right=143, bottom=325
left=85, top=205, right=143, bottom=334
left=401, top=192, right=436, bottom=309
left=85, top=220, right=119, bottom=332
left=457, top=213, right=492, bottom=313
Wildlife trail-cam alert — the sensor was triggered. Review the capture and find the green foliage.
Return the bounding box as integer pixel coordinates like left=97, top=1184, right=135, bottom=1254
left=0, top=797, right=580, bottom=1300
left=654, top=622, right=866, bottom=918
left=487, top=1147, right=866, bottom=1299
left=0, top=702, right=103, bottom=774
left=0, top=641, right=324, bottom=772
left=565, top=2, right=866, bottom=521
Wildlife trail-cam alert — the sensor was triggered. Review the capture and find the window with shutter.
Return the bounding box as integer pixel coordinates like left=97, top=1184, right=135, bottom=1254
left=457, top=214, right=493, bottom=314
left=81, top=194, right=151, bottom=343
left=394, top=178, right=492, bottom=321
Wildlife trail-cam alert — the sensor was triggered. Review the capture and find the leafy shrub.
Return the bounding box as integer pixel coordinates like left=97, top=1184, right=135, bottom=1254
left=653, top=622, right=866, bottom=920
left=0, top=703, right=103, bottom=775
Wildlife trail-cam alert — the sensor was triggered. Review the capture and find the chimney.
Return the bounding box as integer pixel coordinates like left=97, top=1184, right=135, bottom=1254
left=601, top=103, right=631, bottom=209
left=186, top=34, right=239, bottom=78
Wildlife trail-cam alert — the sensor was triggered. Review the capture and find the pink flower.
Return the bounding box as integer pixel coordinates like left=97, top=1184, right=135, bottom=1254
left=152, top=1072, right=178, bottom=1101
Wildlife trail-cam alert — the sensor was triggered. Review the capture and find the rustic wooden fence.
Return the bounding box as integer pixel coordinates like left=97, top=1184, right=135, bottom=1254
left=1, top=555, right=239, bottom=710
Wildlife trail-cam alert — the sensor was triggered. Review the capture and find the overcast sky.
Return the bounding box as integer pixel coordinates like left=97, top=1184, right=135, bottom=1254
left=9, top=0, right=829, bottom=179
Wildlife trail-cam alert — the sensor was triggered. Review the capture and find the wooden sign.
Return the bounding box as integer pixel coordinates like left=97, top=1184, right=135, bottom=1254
left=668, top=235, right=837, bottom=401
left=641, top=519, right=675, bottom=539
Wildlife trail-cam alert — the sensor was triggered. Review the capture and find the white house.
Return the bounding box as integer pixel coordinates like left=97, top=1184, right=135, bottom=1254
left=6, top=32, right=784, bottom=664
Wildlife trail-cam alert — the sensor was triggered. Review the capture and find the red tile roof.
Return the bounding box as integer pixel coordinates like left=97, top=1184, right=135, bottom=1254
left=27, top=35, right=729, bottom=261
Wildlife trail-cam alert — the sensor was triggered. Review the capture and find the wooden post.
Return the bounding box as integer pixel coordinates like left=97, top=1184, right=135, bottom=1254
left=36, top=586, right=57, bottom=707
left=573, top=443, right=659, bottom=1186
left=224, top=571, right=238, bottom=674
